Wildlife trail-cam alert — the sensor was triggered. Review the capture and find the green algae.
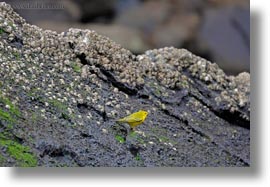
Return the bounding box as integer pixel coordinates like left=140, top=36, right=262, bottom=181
left=48, top=99, right=68, bottom=112
left=0, top=154, right=6, bottom=164
left=128, top=131, right=145, bottom=144
left=0, top=94, right=21, bottom=129
left=47, top=99, right=74, bottom=122
left=71, top=62, right=81, bottom=73
left=115, top=134, right=125, bottom=143
left=0, top=134, right=37, bottom=167
left=135, top=153, right=141, bottom=161
left=13, top=52, right=20, bottom=60
left=0, top=109, right=14, bottom=123
left=0, top=94, right=36, bottom=167
left=0, top=94, right=21, bottom=117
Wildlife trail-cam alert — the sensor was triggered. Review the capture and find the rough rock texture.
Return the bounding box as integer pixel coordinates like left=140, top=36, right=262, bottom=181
left=36, top=21, right=151, bottom=54
left=6, top=0, right=250, bottom=74
left=0, top=3, right=250, bottom=167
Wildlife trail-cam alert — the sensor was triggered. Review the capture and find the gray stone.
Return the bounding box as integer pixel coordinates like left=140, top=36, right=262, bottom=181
left=0, top=2, right=249, bottom=167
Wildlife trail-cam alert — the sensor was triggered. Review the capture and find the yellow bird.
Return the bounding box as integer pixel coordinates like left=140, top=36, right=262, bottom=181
left=116, top=110, right=148, bottom=130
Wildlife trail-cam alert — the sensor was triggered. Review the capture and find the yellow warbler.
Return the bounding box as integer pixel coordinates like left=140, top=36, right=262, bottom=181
left=116, top=110, right=148, bottom=130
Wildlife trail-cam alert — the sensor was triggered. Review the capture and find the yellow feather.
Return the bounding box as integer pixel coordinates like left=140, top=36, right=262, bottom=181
left=116, top=110, right=148, bottom=129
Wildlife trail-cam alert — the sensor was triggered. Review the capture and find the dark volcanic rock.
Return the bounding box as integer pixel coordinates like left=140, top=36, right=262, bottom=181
left=0, top=2, right=250, bottom=167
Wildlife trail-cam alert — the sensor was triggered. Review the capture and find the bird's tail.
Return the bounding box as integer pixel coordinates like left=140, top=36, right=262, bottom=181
left=116, top=118, right=126, bottom=123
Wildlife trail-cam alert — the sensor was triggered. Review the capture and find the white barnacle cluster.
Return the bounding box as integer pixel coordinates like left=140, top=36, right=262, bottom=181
left=136, top=47, right=194, bottom=89
left=0, top=2, right=249, bottom=127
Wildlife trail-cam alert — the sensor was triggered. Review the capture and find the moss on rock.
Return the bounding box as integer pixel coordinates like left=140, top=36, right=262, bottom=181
left=0, top=134, right=37, bottom=167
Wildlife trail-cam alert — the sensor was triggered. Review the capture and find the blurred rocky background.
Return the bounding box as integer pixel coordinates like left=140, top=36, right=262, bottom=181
left=5, top=0, right=249, bottom=75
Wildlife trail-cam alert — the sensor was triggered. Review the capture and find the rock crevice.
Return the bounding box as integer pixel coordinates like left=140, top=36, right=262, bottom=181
left=0, top=2, right=250, bottom=167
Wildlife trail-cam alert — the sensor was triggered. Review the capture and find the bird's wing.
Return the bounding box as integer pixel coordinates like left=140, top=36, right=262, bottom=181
left=116, top=116, right=141, bottom=122
left=125, top=117, right=142, bottom=123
